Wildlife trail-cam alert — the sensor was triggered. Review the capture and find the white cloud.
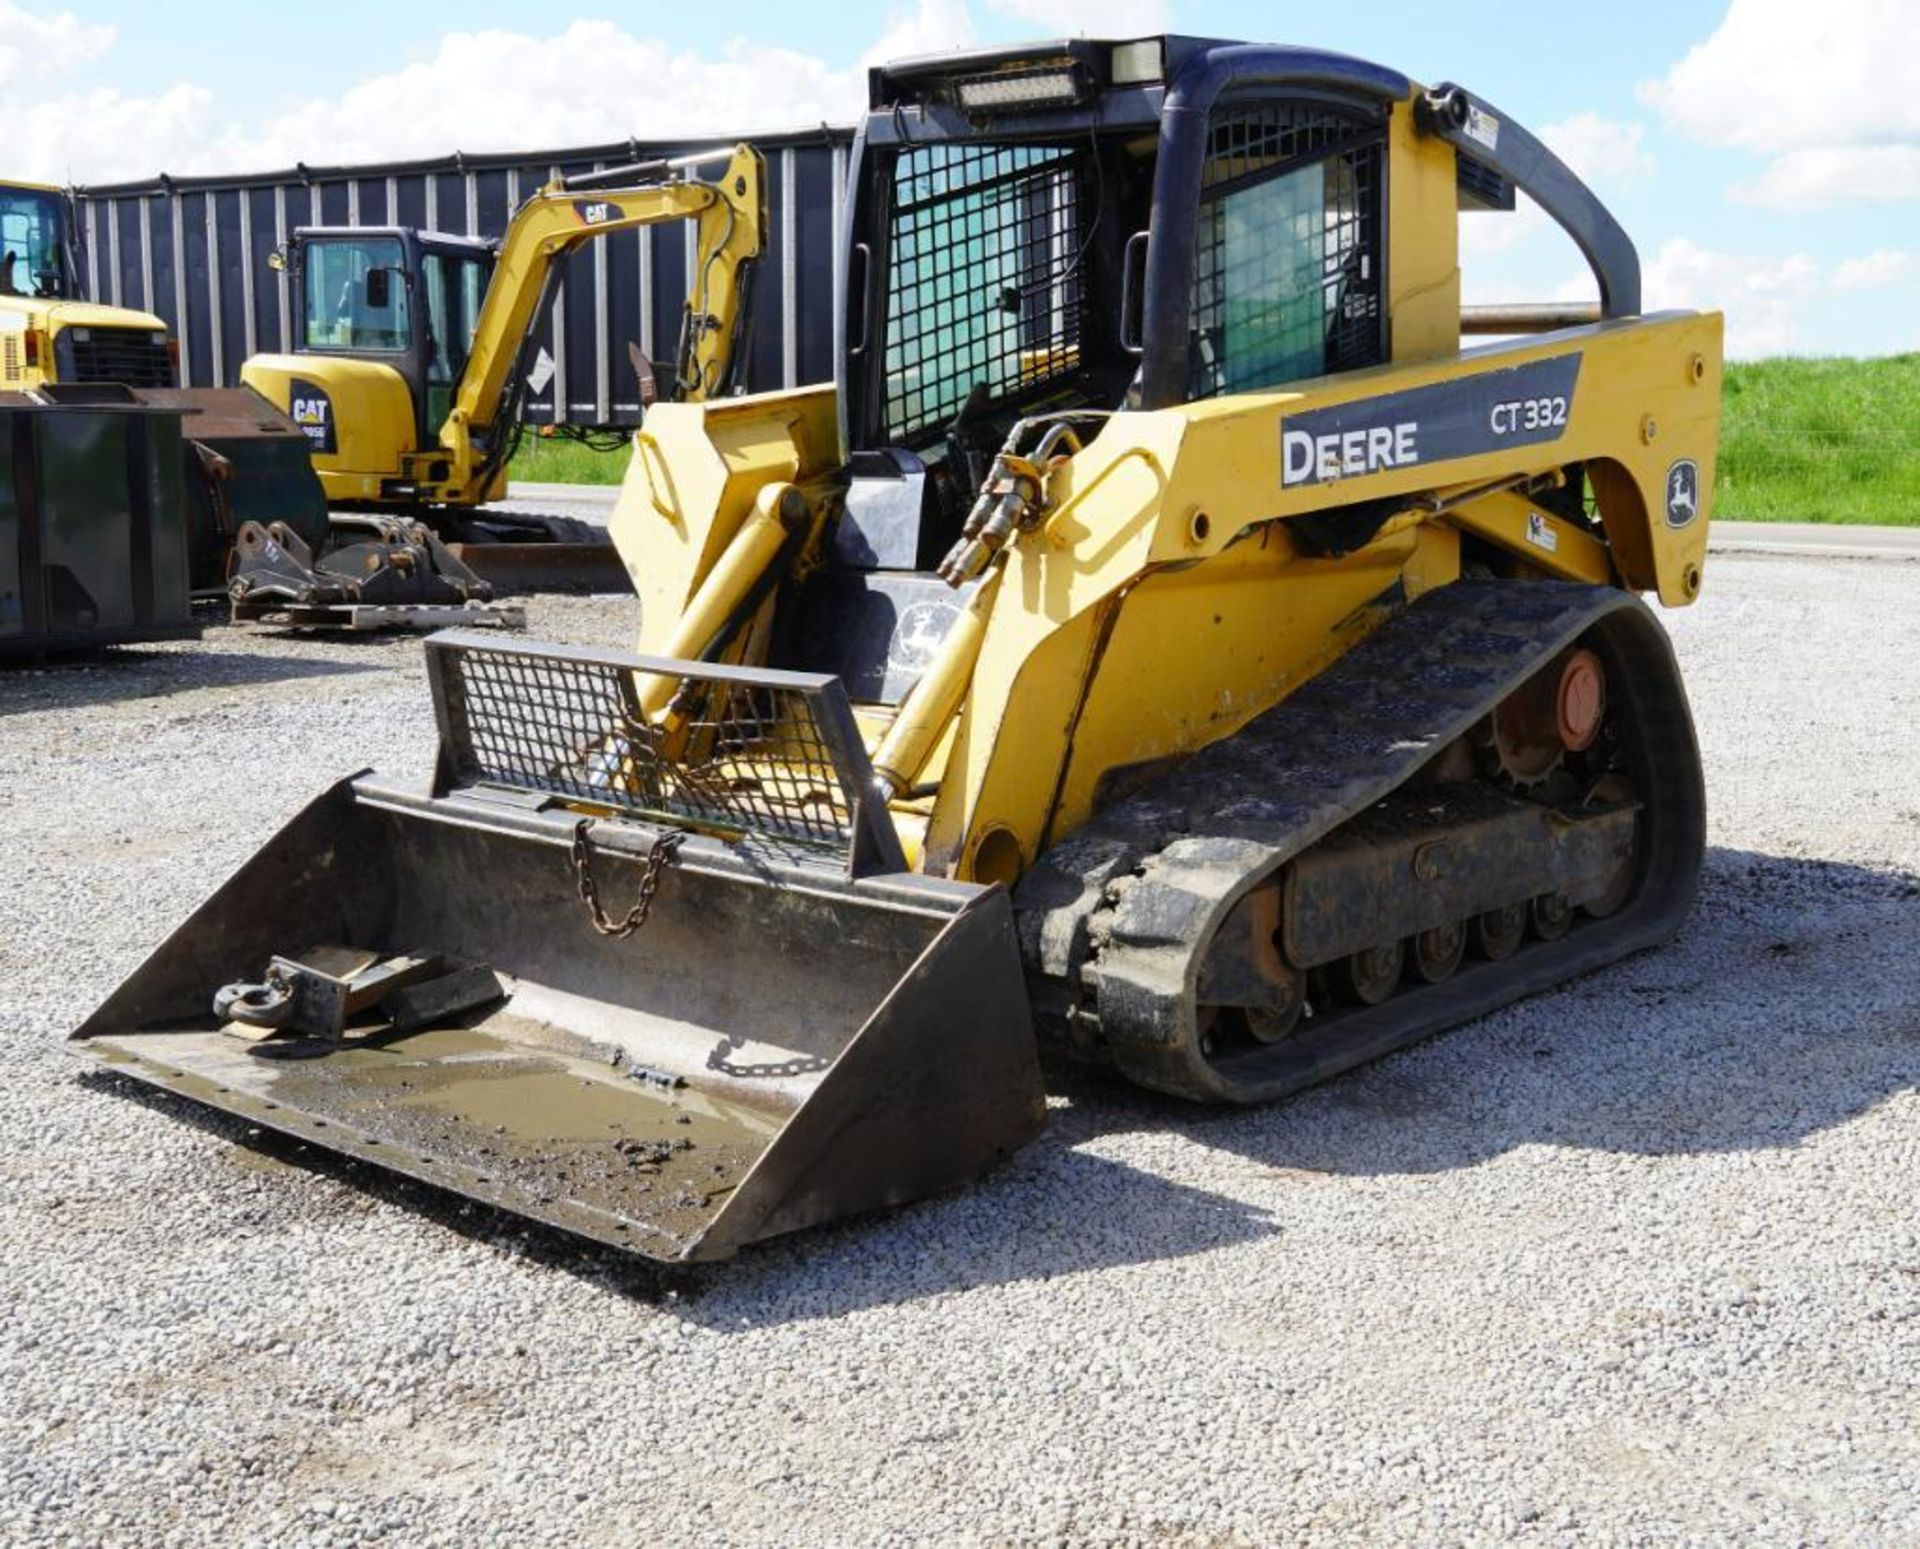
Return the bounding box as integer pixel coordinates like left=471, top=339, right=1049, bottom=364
left=1731, top=145, right=1920, bottom=209
left=1458, top=114, right=1653, bottom=259
left=1541, top=113, right=1655, bottom=183
left=1831, top=248, right=1916, bottom=291
left=1543, top=240, right=1823, bottom=358
left=862, top=0, right=977, bottom=66
left=986, top=0, right=1170, bottom=35
left=20, top=83, right=228, bottom=187
left=0, top=1, right=111, bottom=87
left=11, top=3, right=980, bottom=184
left=1643, top=0, right=1920, bottom=208
left=1644, top=238, right=1821, bottom=358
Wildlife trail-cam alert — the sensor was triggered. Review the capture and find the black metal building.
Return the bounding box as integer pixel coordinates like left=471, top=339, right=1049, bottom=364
left=70, top=127, right=856, bottom=425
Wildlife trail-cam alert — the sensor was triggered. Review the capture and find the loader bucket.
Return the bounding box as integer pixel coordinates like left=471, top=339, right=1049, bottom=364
left=73, top=634, right=1045, bottom=1262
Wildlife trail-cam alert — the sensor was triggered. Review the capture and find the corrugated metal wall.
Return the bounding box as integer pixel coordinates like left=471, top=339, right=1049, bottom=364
left=71, top=127, right=855, bottom=425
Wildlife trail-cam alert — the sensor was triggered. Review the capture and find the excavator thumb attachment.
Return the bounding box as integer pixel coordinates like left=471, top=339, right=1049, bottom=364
left=72, top=634, right=1044, bottom=1261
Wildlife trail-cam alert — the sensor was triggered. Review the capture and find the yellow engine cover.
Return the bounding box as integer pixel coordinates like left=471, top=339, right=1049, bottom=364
left=240, top=353, right=418, bottom=502
left=0, top=297, right=168, bottom=389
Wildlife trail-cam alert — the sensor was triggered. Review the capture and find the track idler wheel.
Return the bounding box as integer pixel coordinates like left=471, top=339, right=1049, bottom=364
left=1195, top=886, right=1308, bottom=1053
left=1248, top=973, right=1306, bottom=1043
left=1408, top=920, right=1467, bottom=983
left=1337, top=939, right=1405, bottom=1006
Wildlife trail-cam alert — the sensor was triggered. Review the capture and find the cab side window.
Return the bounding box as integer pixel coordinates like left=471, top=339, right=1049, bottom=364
left=1189, top=106, right=1386, bottom=399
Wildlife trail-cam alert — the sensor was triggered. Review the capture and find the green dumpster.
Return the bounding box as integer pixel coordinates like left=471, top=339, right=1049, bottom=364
left=0, top=393, right=200, bottom=656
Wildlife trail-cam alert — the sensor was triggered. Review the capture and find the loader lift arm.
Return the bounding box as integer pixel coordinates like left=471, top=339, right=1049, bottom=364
left=440, top=144, right=766, bottom=495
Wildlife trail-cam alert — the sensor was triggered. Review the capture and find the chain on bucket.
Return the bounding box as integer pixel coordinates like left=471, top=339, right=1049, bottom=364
left=570, top=819, right=684, bottom=938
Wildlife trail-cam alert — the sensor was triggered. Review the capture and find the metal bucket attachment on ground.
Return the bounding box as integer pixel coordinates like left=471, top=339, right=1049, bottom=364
left=229, top=516, right=523, bottom=631
left=73, top=634, right=1044, bottom=1261
left=31, top=382, right=332, bottom=594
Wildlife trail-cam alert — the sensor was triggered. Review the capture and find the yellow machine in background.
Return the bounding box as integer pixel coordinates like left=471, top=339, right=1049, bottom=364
left=80, top=38, right=1721, bottom=1262
left=0, top=178, right=175, bottom=390
left=1, top=177, right=333, bottom=596
left=240, top=145, right=766, bottom=511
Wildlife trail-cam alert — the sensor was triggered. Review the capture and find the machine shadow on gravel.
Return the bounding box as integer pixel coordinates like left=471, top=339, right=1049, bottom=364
left=0, top=648, right=385, bottom=715
left=70, top=844, right=1916, bottom=1325
left=74, top=1065, right=1279, bottom=1313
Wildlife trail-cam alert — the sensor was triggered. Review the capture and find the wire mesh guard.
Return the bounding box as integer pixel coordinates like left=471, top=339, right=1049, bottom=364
left=428, top=635, right=873, bottom=860
left=1190, top=107, right=1385, bottom=399
left=883, top=141, right=1089, bottom=440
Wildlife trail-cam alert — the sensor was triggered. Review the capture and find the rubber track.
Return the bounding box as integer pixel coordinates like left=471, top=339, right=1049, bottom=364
left=1012, top=579, right=1705, bottom=1102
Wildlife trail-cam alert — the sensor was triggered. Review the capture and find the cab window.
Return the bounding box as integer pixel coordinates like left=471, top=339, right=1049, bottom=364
left=421, top=251, right=488, bottom=386
left=304, top=237, right=411, bottom=351
left=1189, top=107, right=1386, bottom=398
left=0, top=187, right=69, bottom=298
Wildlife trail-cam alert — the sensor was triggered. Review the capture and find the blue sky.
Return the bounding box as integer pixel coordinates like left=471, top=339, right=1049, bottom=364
left=11, top=0, right=1918, bottom=356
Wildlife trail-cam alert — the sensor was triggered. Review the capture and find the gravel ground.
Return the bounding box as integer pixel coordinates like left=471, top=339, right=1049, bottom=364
left=1, top=556, right=1915, bottom=1547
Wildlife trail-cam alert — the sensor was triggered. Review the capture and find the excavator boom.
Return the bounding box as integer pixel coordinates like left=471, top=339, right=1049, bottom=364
left=446, top=144, right=765, bottom=455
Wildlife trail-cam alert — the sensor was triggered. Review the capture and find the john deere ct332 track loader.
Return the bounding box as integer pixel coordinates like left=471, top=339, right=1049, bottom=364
left=76, top=37, right=1721, bottom=1262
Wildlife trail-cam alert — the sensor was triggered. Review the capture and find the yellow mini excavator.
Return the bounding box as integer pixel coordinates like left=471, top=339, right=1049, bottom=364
left=228, top=146, right=765, bottom=615
left=77, top=38, right=1720, bottom=1262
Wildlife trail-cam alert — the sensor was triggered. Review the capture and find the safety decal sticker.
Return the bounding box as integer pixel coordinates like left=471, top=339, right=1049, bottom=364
left=525, top=347, right=557, bottom=396
left=1664, top=459, right=1700, bottom=528
left=1525, top=512, right=1560, bottom=553
left=1279, top=354, right=1583, bottom=488
left=1464, top=105, right=1501, bottom=152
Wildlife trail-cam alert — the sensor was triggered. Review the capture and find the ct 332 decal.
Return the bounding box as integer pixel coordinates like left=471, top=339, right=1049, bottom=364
left=1280, top=354, right=1584, bottom=488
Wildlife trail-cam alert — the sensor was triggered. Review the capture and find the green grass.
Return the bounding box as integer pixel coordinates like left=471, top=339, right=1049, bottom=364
left=1719, top=355, right=1919, bottom=524
left=508, top=354, right=1920, bottom=525
left=508, top=432, right=631, bottom=486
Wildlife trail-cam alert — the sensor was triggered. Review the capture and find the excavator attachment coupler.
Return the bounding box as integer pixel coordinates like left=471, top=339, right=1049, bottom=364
left=72, top=633, right=1044, bottom=1261
left=228, top=515, right=525, bottom=631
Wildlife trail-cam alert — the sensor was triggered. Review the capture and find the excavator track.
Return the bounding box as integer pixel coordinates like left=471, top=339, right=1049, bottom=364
left=1015, top=579, right=1706, bottom=1102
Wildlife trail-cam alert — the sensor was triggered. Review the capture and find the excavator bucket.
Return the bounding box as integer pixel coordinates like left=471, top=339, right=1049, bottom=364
left=72, top=633, right=1044, bottom=1262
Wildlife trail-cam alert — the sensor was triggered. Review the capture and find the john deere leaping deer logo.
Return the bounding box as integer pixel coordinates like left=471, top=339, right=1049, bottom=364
left=1664, top=459, right=1700, bottom=529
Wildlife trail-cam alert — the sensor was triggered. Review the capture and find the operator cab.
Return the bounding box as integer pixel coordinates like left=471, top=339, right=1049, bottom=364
left=287, top=227, right=495, bottom=444
left=801, top=36, right=1420, bottom=705
left=0, top=182, right=75, bottom=299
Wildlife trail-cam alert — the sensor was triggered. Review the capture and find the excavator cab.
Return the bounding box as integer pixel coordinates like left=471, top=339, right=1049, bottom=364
left=269, top=226, right=497, bottom=490
left=76, top=40, right=1719, bottom=1260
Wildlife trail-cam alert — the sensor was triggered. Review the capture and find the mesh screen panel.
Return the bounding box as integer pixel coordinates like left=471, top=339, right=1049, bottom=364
left=1190, top=109, right=1384, bottom=399
left=882, top=142, right=1089, bottom=440
left=430, top=638, right=869, bottom=859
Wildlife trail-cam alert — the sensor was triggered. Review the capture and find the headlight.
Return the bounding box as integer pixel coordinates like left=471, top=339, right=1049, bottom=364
left=1110, top=40, right=1164, bottom=86
left=954, top=67, right=1085, bottom=113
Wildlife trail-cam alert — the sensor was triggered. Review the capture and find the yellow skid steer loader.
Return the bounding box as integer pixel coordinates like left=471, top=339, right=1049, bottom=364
left=77, top=38, right=1719, bottom=1262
